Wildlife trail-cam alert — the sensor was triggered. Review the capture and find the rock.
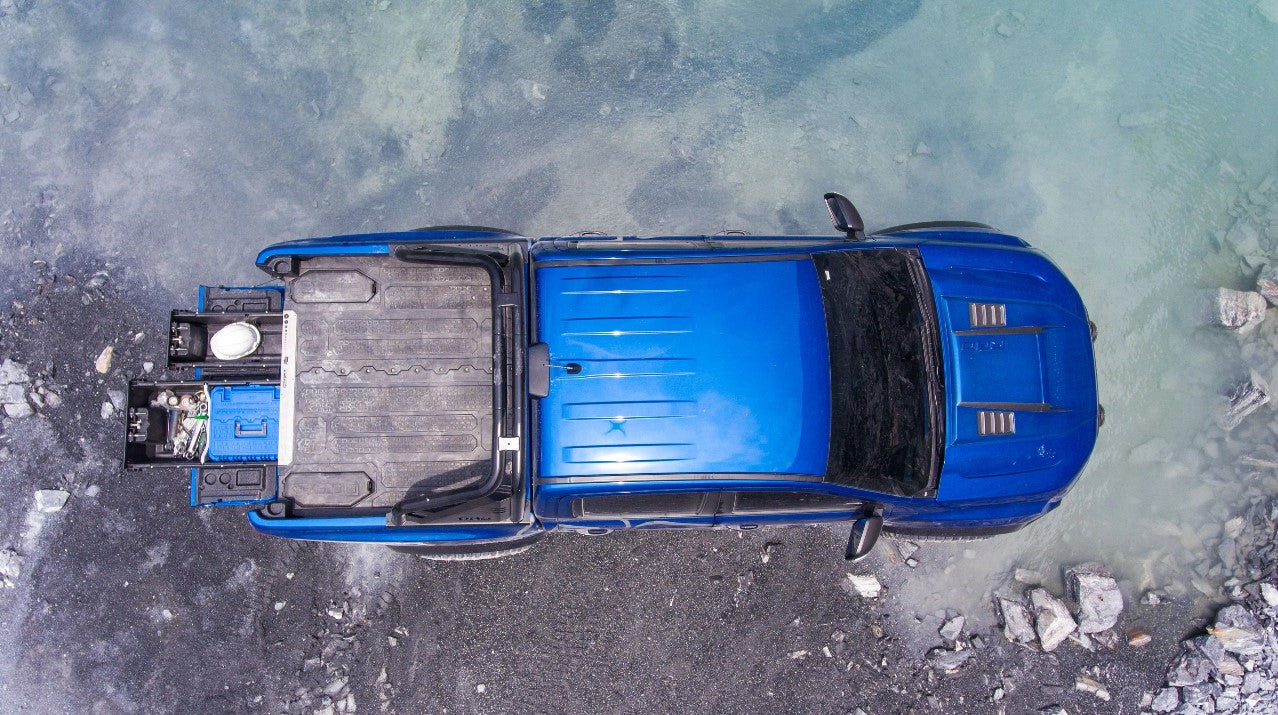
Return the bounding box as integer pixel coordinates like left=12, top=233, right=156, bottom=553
left=142, top=361, right=154, bottom=374
left=1258, top=265, right=1278, bottom=306
left=1261, top=582, right=1278, bottom=607
left=0, top=548, right=22, bottom=588
left=1013, top=568, right=1044, bottom=585
left=926, top=647, right=972, bottom=673
left=1167, top=650, right=1213, bottom=687
left=1126, top=626, right=1153, bottom=647
left=1091, top=628, right=1122, bottom=650
left=939, top=615, right=965, bottom=642
left=1029, top=588, right=1077, bottom=652
left=1180, top=681, right=1221, bottom=707
left=896, top=541, right=919, bottom=560
left=0, top=446, right=9, bottom=462
left=1217, top=372, right=1270, bottom=431
left=100, top=401, right=115, bottom=420
left=844, top=573, right=881, bottom=598
left=1258, top=0, right=1278, bottom=25
left=1075, top=674, right=1111, bottom=701
left=1212, top=288, right=1267, bottom=332
left=1208, top=605, right=1267, bottom=655
left=1035, top=706, right=1068, bottom=715
left=35, top=489, right=69, bottom=513
left=786, top=649, right=808, bottom=659
left=84, top=485, right=100, bottom=498
left=3, top=401, right=33, bottom=418
left=912, top=142, right=930, bottom=156
left=1151, top=686, right=1180, bottom=713
left=94, top=345, right=114, bottom=374
left=997, top=597, right=1037, bottom=644
left=1225, top=217, right=1263, bottom=256
left=1067, top=566, right=1124, bottom=633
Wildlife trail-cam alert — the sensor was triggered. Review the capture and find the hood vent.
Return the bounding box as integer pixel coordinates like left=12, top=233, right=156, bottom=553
left=977, top=410, right=1016, bottom=436
left=969, top=302, right=1007, bottom=328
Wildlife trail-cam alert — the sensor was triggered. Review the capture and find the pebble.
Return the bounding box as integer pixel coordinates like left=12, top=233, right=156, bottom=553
left=939, top=615, right=965, bottom=642
left=844, top=573, right=882, bottom=599
left=34, top=489, right=69, bottom=513
left=926, top=647, right=972, bottom=673
left=0, top=548, right=22, bottom=588
left=94, top=345, right=114, bottom=374
left=1217, top=372, right=1270, bottom=431
left=1126, top=626, right=1152, bottom=647
left=100, top=402, right=115, bottom=420
left=142, top=361, right=154, bottom=374
left=1074, top=674, right=1111, bottom=701
left=84, top=485, right=100, bottom=498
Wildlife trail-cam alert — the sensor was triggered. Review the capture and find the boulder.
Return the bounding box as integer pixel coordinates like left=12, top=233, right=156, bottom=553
left=1212, top=288, right=1267, bottom=332
left=1029, top=588, right=1077, bottom=652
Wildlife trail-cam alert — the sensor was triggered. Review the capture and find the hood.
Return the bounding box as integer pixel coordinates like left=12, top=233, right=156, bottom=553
left=534, top=257, right=831, bottom=479
left=919, top=242, right=1099, bottom=502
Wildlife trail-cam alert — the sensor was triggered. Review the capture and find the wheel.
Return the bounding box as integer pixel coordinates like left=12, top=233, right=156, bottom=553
left=387, top=531, right=543, bottom=561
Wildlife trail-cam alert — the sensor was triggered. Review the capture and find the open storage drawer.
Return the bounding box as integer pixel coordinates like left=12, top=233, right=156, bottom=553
left=126, top=380, right=281, bottom=506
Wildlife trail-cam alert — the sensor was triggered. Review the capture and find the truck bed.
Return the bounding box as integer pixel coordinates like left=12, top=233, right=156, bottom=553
left=279, top=256, right=495, bottom=513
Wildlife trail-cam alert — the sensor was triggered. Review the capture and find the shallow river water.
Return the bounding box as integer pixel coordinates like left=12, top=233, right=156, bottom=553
left=2, top=0, right=1277, bottom=623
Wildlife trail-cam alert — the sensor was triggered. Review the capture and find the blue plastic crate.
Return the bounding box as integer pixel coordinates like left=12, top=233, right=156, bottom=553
left=207, top=385, right=280, bottom=462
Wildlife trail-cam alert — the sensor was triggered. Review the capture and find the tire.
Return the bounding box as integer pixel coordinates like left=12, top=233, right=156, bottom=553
left=387, top=531, right=543, bottom=561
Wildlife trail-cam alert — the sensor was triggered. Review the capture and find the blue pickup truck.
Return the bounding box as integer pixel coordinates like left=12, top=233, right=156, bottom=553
left=124, top=194, right=1100, bottom=561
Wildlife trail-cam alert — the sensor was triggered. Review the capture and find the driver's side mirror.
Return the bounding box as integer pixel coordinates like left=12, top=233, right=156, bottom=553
left=824, top=192, right=866, bottom=242
left=845, top=514, right=883, bottom=561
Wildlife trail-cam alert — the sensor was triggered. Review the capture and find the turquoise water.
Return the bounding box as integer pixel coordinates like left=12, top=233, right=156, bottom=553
left=2, top=0, right=1277, bottom=616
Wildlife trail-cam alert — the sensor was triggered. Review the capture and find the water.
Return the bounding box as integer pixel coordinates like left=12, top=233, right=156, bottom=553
left=2, top=0, right=1277, bottom=619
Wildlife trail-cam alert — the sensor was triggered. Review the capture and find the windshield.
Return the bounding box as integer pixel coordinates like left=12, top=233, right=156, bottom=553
left=812, top=248, right=943, bottom=497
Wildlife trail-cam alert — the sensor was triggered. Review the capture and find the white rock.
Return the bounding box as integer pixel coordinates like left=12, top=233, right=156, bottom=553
left=274, top=601, right=286, bottom=611
left=84, top=485, right=100, bottom=498
left=845, top=573, right=882, bottom=598
left=142, top=361, right=154, bottom=374
left=0, top=548, right=22, bottom=588
left=0, top=358, right=28, bottom=385
left=939, top=615, right=966, bottom=641
left=1029, top=588, right=1077, bottom=652
left=997, top=597, right=1037, bottom=644
left=1068, top=566, right=1124, bottom=633
left=1260, top=582, right=1278, bottom=607
left=3, top=401, right=33, bottom=418
left=1213, top=288, right=1268, bottom=333
left=100, top=402, right=115, bottom=420
left=94, top=345, right=114, bottom=374
left=35, top=489, right=70, bottom=513
left=1014, top=568, right=1045, bottom=585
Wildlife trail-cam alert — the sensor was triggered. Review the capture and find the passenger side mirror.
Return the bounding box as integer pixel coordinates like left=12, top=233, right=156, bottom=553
left=824, top=192, right=866, bottom=242
left=845, top=514, right=883, bottom=561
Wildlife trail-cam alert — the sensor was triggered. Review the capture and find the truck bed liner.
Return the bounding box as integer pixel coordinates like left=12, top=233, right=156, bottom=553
left=281, top=256, right=494, bottom=512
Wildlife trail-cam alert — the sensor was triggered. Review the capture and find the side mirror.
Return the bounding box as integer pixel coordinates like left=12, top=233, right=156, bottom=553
left=823, top=192, right=866, bottom=241
left=845, top=514, right=883, bottom=561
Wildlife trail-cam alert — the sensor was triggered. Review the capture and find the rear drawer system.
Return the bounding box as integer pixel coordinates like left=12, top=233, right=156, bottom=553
left=125, top=287, right=285, bottom=506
